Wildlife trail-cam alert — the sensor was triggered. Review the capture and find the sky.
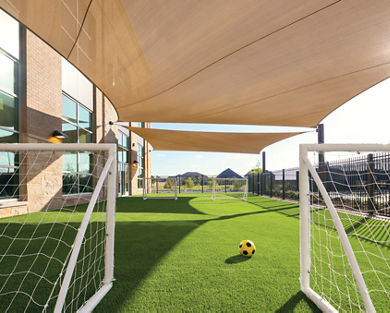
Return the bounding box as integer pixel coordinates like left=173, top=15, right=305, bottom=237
left=150, top=78, right=390, bottom=176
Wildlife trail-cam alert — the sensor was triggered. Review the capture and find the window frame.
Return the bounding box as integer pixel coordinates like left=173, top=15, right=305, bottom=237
left=61, top=92, right=94, bottom=195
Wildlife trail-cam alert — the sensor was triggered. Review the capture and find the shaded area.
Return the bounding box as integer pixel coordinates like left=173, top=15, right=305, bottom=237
left=225, top=254, right=249, bottom=264
left=116, top=196, right=205, bottom=214
left=94, top=220, right=205, bottom=313
left=0, top=221, right=105, bottom=313
left=275, top=291, right=320, bottom=313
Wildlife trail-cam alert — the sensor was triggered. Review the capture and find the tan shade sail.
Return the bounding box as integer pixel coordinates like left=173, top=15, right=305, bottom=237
left=127, top=127, right=303, bottom=154
left=1, top=1, right=390, bottom=126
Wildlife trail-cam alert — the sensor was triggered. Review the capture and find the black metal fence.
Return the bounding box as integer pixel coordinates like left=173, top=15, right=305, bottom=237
left=248, top=153, right=390, bottom=218
left=148, top=175, right=247, bottom=194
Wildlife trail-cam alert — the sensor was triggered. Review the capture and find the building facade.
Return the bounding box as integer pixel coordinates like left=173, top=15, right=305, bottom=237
left=0, top=10, right=151, bottom=216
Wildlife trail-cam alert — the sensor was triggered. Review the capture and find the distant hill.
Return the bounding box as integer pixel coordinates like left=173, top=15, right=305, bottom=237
left=216, top=168, right=243, bottom=179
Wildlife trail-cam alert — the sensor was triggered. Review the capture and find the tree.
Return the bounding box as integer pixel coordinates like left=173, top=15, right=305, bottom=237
left=208, top=177, right=218, bottom=188
left=232, top=178, right=242, bottom=191
left=250, top=160, right=263, bottom=174
left=185, top=177, right=194, bottom=188
left=164, top=178, right=173, bottom=189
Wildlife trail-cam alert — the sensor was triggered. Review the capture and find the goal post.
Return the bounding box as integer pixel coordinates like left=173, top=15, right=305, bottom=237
left=211, top=177, right=248, bottom=201
left=300, top=144, right=390, bottom=313
left=143, top=176, right=178, bottom=200
left=0, top=143, right=117, bottom=313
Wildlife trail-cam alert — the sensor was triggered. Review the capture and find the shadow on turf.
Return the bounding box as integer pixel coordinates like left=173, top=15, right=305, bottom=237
left=275, top=291, right=320, bottom=313
left=115, top=196, right=206, bottom=215
left=225, top=254, right=250, bottom=264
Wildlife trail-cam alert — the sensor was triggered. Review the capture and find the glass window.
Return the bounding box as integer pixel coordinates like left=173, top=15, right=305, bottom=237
left=137, top=143, right=144, bottom=188
left=78, top=152, right=92, bottom=173
left=62, top=121, right=77, bottom=143
left=0, top=91, right=17, bottom=130
left=61, top=58, right=93, bottom=110
left=63, top=153, right=77, bottom=172
left=62, top=94, right=77, bottom=123
left=0, top=53, right=16, bottom=95
left=78, top=104, right=91, bottom=130
left=62, top=92, right=93, bottom=194
left=79, top=128, right=92, bottom=143
left=118, top=131, right=129, bottom=196
left=0, top=9, right=19, bottom=59
left=0, top=128, right=18, bottom=143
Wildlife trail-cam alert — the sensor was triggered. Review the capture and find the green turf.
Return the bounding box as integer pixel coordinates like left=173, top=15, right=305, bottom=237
left=95, top=194, right=319, bottom=312
left=0, top=194, right=388, bottom=312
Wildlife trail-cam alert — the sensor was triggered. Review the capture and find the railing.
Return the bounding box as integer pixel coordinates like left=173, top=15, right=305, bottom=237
left=248, top=152, right=390, bottom=217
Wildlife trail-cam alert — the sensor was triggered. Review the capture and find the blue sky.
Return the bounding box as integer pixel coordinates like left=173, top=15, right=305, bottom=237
left=151, top=78, right=390, bottom=176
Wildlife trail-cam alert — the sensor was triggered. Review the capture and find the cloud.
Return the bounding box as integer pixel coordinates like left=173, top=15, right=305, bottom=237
left=195, top=154, right=204, bottom=159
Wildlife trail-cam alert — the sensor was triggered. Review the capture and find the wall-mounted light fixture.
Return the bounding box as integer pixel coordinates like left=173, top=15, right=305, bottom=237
left=132, top=143, right=136, bottom=147
left=48, top=130, right=68, bottom=143
left=132, top=160, right=138, bottom=170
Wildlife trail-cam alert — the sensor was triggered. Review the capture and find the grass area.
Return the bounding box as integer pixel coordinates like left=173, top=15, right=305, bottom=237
left=95, top=194, right=319, bottom=312
left=0, top=194, right=388, bottom=312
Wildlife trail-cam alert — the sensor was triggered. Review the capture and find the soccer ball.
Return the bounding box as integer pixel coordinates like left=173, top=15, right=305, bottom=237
left=239, top=240, right=256, bottom=257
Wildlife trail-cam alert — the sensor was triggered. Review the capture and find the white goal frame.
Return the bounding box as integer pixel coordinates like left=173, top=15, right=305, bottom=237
left=211, top=178, right=248, bottom=201
left=299, top=144, right=381, bottom=313
left=0, top=143, right=117, bottom=313
left=143, top=176, right=178, bottom=200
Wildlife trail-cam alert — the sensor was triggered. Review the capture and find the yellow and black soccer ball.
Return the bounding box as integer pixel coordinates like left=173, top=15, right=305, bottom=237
left=239, top=240, right=256, bottom=257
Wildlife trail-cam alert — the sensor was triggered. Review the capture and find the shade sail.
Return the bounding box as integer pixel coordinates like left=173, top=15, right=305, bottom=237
left=2, top=1, right=390, bottom=126
left=127, top=127, right=303, bottom=154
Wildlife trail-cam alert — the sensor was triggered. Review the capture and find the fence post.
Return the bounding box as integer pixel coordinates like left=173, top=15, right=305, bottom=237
left=156, top=176, right=159, bottom=194
left=261, top=173, right=264, bottom=196
left=257, top=172, right=260, bottom=195
left=201, top=175, right=204, bottom=193
left=282, top=169, right=286, bottom=200
left=367, top=154, right=375, bottom=214
left=178, top=175, right=181, bottom=194
left=296, top=171, right=299, bottom=192
left=270, top=172, right=273, bottom=198
left=225, top=179, right=227, bottom=193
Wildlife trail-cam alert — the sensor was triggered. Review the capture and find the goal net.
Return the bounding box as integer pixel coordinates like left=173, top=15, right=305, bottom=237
left=300, top=144, right=390, bottom=313
left=0, top=143, right=116, bottom=313
left=143, top=176, right=178, bottom=200
left=211, top=178, right=248, bottom=201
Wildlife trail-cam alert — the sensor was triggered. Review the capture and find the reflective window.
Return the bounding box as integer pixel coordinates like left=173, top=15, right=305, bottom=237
left=0, top=9, right=19, bottom=59
left=78, top=152, right=92, bottom=173
left=0, top=128, right=18, bottom=143
left=137, top=143, right=144, bottom=188
left=118, top=131, right=129, bottom=196
left=62, top=121, right=77, bottom=143
left=78, top=128, right=92, bottom=143
left=62, top=58, right=93, bottom=110
left=63, top=153, right=77, bottom=172
left=0, top=53, right=16, bottom=95
left=62, top=92, right=94, bottom=194
left=0, top=11, right=19, bottom=200
left=78, top=104, right=91, bottom=130
left=0, top=91, right=17, bottom=130
left=62, top=94, right=77, bottom=123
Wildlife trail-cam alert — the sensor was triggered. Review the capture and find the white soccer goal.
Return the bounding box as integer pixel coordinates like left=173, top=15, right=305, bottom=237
left=143, top=176, right=178, bottom=200
left=211, top=178, right=248, bottom=201
left=0, top=143, right=116, bottom=313
left=300, top=144, right=390, bottom=313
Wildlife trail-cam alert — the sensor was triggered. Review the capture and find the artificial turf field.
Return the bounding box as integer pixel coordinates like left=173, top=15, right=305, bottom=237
left=95, top=194, right=320, bottom=312
left=0, top=193, right=387, bottom=312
